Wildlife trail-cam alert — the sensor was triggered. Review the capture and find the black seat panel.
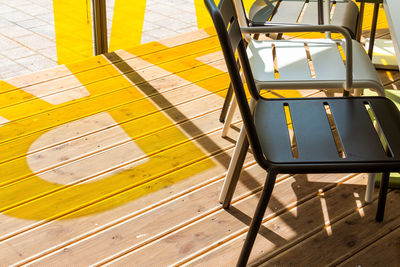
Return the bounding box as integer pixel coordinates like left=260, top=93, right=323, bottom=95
left=255, top=97, right=400, bottom=164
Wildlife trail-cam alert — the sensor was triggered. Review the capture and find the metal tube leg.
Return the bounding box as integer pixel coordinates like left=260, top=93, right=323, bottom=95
left=368, top=3, right=380, bottom=59
left=376, top=172, right=390, bottom=222
left=219, top=125, right=249, bottom=208
left=237, top=171, right=277, bottom=267
left=220, top=83, right=234, bottom=123
left=219, top=98, right=256, bottom=207
left=365, top=173, right=376, bottom=203
left=222, top=95, right=238, bottom=137
left=356, top=2, right=365, bottom=42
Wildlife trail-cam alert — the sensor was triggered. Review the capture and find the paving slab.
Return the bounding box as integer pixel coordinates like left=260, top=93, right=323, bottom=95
left=0, top=0, right=199, bottom=79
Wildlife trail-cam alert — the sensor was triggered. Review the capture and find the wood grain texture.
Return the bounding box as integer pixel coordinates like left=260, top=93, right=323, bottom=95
left=0, top=10, right=398, bottom=265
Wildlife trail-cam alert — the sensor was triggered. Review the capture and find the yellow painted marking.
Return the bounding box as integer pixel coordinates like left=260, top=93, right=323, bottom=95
left=0, top=54, right=215, bottom=220
left=27, top=112, right=149, bottom=185
left=0, top=29, right=305, bottom=221
left=194, top=0, right=254, bottom=29
left=132, top=38, right=302, bottom=99
left=196, top=51, right=228, bottom=72
left=0, top=38, right=222, bottom=145
left=109, top=0, right=147, bottom=51
left=17, top=65, right=90, bottom=105
left=53, top=0, right=93, bottom=64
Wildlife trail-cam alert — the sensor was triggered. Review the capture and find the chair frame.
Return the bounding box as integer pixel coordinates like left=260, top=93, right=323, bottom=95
left=205, top=0, right=400, bottom=265
left=218, top=0, right=386, bottom=205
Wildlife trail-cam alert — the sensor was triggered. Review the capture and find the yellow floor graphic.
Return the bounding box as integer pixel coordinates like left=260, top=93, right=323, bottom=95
left=109, top=0, right=147, bottom=51
left=53, top=0, right=93, bottom=64
left=0, top=48, right=220, bottom=220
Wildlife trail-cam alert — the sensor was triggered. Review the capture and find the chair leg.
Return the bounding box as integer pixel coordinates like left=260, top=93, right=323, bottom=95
left=222, top=95, right=238, bottom=137
left=365, top=173, right=376, bottom=204
left=356, top=1, right=365, bottom=42
left=376, top=172, right=390, bottom=222
left=220, top=83, right=234, bottom=123
left=219, top=126, right=249, bottom=208
left=367, top=2, right=380, bottom=59
left=237, top=171, right=277, bottom=267
left=220, top=98, right=257, bottom=208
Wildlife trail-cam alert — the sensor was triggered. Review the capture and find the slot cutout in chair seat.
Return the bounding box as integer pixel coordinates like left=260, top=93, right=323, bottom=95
left=304, top=43, right=317, bottom=78
left=283, top=103, right=299, bottom=158
left=364, top=102, right=394, bottom=158
left=324, top=102, right=346, bottom=158
left=272, top=44, right=280, bottom=79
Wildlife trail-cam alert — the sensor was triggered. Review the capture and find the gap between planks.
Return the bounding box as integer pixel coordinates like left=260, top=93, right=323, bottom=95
left=5, top=90, right=322, bottom=264
left=0, top=53, right=227, bottom=135
left=2, top=29, right=218, bottom=92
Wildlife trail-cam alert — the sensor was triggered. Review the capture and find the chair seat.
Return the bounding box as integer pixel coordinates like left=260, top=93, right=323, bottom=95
left=248, top=39, right=383, bottom=92
left=254, top=96, right=400, bottom=166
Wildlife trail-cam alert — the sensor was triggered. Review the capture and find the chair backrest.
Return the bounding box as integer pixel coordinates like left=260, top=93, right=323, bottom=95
left=236, top=0, right=329, bottom=26
left=204, top=0, right=266, bottom=165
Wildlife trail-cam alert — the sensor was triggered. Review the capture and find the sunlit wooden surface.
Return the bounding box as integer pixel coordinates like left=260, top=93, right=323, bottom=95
left=0, top=5, right=399, bottom=266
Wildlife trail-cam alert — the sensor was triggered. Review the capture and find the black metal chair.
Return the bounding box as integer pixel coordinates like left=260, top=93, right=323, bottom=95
left=205, top=0, right=400, bottom=265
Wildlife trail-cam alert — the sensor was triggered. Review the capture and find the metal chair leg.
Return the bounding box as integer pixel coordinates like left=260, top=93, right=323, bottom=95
left=219, top=126, right=249, bottom=208
left=222, top=95, right=238, bottom=137
left=220, top=83, right=234, bottom=123
left=220, top=98, right=257, bottom=207
left=376, top=172, right=390, bottom=222
left=356, top=1, right=365, bottom=42
left=237, top=171, right=277, bottom=267
left=365, top=173, right=376, bottom=203
left=367, top=2, right=380, bottom=59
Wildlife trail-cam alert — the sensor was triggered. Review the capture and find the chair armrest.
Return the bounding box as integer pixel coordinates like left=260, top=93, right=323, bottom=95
left=241, top=24, right=353, bottom=90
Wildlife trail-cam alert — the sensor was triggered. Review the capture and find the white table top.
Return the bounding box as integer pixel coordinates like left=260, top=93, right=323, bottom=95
left=384, top=0, right=400, bottom=70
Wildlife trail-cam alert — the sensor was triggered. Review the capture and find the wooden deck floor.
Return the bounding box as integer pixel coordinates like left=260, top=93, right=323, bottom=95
left=0, top=7, right=400, bottom=266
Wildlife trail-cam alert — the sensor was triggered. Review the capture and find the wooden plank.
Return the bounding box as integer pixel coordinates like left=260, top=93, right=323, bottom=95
left=0, top=88, right=316, bottom=239
left=337, top=225, right=400, bottom=266
left=0, top=80, right=225, bottom=178
left=1, top=24, right=397, bottom=266
left=185, top=174, right=370, bottom=265
left=6, top=147, right=261, bottom=266
left=2, top=29, right=217, bottom=90
left=261, top=191, right=400, bottom=266
left=0, top=91, right=225, bottom=215
left=0, top=58, right=229, bottom=163
left=100, top=172, right=358, bottom=266
left=378, top=68, right=400, bottom=88
left=1, top=42, right=224, bottom=113
left=0, top=37, right=222, bottom=117
left=387, top=79, right=400, bottom=90
left=0, top=129, right=237, bottom=246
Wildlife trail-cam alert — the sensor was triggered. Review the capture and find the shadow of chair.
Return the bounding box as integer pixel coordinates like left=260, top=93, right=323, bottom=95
left=205, top=0, right=400, bottom=265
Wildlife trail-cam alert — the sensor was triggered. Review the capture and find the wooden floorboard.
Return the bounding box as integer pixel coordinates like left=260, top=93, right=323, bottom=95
left=337, top=224, right=400, bottom=266
left=0, top=6, right=399, bottom=266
